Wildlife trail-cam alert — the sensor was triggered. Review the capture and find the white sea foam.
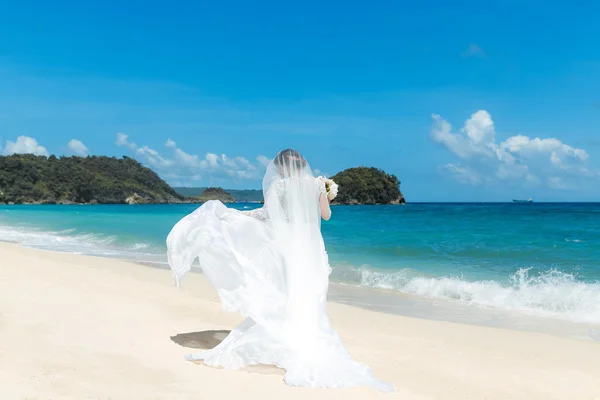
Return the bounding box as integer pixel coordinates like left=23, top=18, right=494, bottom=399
left=331, top=265, right=600, bottom=324
left=0, top=224, right=113, bottom=250
left=131, top=242, right=150, bottom=250
left=0, top=223, right=161, bottom=263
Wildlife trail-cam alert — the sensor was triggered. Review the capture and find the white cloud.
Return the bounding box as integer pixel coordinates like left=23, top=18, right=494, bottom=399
left=115, top=132, right=128, bottom=146
left=464, top=110, right=495, bottom=144
left=443, top=164, right=482, bottom=185
left=115, top=134, right=172, bottom=168
left=501, top=135, right=588, bottom=163
left=431, top=111, right=498, bottom=159
left=257, top=155, right=271, bottom=167
left=67, top=139, right=89, bottom=156
left=173, top=147, right=203, bottom=168
left=204, top=152, right=219, bottom=168
left=115, top=133, right=137, bottom=150
left=115, top=133, right=271, bottom=184
left=3, top=136, right=49, bottom=156
left=136, top=145, right=173, bottom=168
left=431, top=110, right=595, bottom=189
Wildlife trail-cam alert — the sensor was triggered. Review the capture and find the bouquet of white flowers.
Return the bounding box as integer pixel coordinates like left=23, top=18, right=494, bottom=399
left=318, top=176, right=338, bottom=201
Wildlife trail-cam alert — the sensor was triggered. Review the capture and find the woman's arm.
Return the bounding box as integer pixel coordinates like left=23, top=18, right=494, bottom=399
left=319, top=193, right=331, bottom=221
left=316, top=176, right=331, bottom=221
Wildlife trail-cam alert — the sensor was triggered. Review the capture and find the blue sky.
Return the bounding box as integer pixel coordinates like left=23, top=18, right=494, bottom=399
left=1, top=1, right=599, bottom=201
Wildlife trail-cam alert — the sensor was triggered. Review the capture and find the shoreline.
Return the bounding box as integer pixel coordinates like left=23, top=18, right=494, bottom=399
left=2, top=233, right=600, bottom=340
left=1, top=241, right=600, bottom=399
left=135, top=257, right=600, bottom=341
left=2, top=202, right=600, bottom=339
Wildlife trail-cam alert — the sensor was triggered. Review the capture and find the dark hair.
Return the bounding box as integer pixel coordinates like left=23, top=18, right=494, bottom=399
left=273, top=149, right=307, bottom=170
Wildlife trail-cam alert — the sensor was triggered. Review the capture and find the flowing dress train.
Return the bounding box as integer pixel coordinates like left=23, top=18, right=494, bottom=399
left=166, top=155, right=394, bottom=391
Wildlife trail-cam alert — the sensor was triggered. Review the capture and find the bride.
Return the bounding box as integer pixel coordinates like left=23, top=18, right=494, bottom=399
left=166, top=149, right=393, bottom=391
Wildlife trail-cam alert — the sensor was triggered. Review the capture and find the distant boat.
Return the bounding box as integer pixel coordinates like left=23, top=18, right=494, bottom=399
left=512, top=198, right=533, bottom=203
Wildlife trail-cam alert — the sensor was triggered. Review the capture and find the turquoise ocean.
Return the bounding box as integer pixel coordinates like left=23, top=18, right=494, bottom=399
left=2, top=203, right=600, bottom=333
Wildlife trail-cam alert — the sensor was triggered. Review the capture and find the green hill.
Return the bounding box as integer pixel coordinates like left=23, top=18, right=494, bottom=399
left=0, top=154, right=184, bottom=204
left=330, top=167, right=405, bottom=205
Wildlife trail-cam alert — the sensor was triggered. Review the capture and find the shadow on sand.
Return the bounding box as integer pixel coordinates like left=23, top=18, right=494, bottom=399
left=170, top=330, right=231, bottom=350
left=170, top=330, right=285, bottom=376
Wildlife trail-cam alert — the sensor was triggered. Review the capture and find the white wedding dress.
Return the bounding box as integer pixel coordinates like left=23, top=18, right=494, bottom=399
left=166, top=154, right=393, bottom=392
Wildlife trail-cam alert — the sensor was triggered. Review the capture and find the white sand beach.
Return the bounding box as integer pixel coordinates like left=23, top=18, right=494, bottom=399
left=1, top=241, right=599, bottom=400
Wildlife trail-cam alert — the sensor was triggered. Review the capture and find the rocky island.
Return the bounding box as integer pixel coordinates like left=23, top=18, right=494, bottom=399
left=187, top=187, right=235, bottom=203
left=330, top=167, right=405, bottom=205
left=174, top=187, right=263, bottom=203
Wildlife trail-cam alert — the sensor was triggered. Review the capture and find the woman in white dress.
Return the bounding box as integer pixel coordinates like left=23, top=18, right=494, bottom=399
left=166, top=149, right=393, bottom=391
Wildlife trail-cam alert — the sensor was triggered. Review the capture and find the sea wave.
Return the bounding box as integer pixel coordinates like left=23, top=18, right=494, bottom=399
left=3, top=220, right=599, bottom=324
left=0, top=224, right=114, bottom=250
left=331, top=265, right=600, bottom=324
left=0, top=223, right=161, bottom=262
left=130, top=242, right=151, bottom=250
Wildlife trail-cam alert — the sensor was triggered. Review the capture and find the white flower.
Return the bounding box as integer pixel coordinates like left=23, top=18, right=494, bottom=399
left=323, top=178, right=338, bottom=201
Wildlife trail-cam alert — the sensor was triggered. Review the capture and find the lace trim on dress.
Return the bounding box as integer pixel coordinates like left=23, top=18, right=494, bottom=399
left=317, top=178, right=327, bottom=196
left=240, top=207, right=265, bottom=220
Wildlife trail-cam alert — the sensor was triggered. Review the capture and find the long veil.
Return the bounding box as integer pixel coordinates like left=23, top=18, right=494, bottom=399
left=262, top=151, right=330, bottom=331
left=166, top=150, right=394, bottom=392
